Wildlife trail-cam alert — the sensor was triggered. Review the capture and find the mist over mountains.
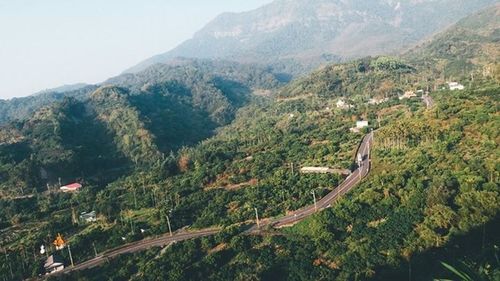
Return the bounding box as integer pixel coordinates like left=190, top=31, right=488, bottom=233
left=127, top=0, right=497, bottom=73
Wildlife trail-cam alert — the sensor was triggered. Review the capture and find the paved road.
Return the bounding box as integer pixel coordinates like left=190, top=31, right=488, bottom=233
left=48, top=228, right=219, bottom=277
left=255, top=131, right=373, bottom=229
left=43, top=132, right=373, bottom=278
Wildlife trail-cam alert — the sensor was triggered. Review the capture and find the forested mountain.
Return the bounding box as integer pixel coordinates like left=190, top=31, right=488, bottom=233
left=0, top=85, right=98, bottom=125
left=406, top=3, right=500, bottom=81
left=127, top=0, right=497, bottom=73
left=0, top=3, right=499, bottom=281
left=0, top=59, right=283, bottom=126
left=51, top=30, right=499, bottom=280
left=0, top=60, right=283, bottom=196
left=57, top=83, right=500, bottom=281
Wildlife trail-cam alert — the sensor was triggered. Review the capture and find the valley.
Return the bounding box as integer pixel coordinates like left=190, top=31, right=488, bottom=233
left=0, top=2, right=498, bottom=281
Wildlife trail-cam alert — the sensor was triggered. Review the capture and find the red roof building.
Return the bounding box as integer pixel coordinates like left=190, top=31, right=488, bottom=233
left=60, top=183, right=82, bottom=193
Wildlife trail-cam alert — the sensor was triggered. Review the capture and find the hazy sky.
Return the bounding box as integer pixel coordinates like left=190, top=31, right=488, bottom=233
left=0, top=0, right=273, bottom=99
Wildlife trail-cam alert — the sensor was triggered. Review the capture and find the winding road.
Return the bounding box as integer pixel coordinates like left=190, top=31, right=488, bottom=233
left=46, top=131, right=373, bottom=278
left=49, top=229, right=219, bottom=277
left=252, top=131, right=373, bottom=229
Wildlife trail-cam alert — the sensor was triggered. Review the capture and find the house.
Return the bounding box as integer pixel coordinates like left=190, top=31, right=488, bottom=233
left=399, top=91, right=417, bottom=100
left=44, top=254, right=64, bottom=274
left=300, top=167, right=351, bottom=175
left=368, top=97, right=388, bottom=105
left=448, top=82, right=464, bottom=91
left=300, top=167, right=330, bottom=174
left=60, top=183, right=82, bottom=193
left=350, top=120, right=369, bottom=133
left=336, top=99, right=353, bottom=109
left=79, top=211, right=97, bottom=223
left=356, top=121, right=369, bottom=129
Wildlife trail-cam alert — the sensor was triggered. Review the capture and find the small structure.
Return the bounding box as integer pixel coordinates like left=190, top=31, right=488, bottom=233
left=356, top=121, right=369, bottom=129
left=300, top=167, right=330, bottom=174
left=399, top=91, right=417, bottom=100
left=60, top=183, right=82, bottom=193
left=79, top=211, right=97, bottom=223
left=350, top=120, right=369, bottom=133
left=336, top=99, right=353, bottom=109
left=44, top=254, right=64, bottom=275
left=368, top=97, right=388, bottom=105
left=300, top=167, right=351, bottom=176
left=448, top=82, right=464, bottom=91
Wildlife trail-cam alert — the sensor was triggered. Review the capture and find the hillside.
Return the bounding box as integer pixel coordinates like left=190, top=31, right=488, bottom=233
left=0, top=59, right=283, bottom=126
left=0, top=4, right=499, bottom=281
left=52, top=48, right=499, bottom=280
left=0, top=85, right=97, bottom=125
left=56, top=85, right=500, bottom=281
left=406, top=3, right=500, bottom=81
left=127, top=0, right=497, bottom=73
left=0, top=60, right=284, bottom=197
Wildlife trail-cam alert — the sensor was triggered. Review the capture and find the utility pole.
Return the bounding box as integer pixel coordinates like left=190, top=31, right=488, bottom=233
left=281, top=190, right=286, bottom=214
left=368, top=131, right=372, bottom=164
left=67, top=244, right=74, bottom=267
left=92, top=242, right=98, bottom=258
left=312, top=190, right=317, bottom=212
left=4, top=249, right=13, bottom=280
left=166, top=214, right=173, bottom=237
left=133, top=190, right=137, bottom=209
left=254, top=208, right=260, bottom=229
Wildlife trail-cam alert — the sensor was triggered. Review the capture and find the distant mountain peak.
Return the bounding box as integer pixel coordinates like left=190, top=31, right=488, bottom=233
left=126, top=0, right=497, bottom=74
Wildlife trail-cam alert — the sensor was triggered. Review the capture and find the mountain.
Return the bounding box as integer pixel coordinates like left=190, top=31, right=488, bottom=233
left=1, top=4, right=500, bottom=280
left=0, top=60, right=284, bottom=195
left=127, top=0, right=497, bottom=73
left=406, top=3, right=500, bottom=81
left=0, top=85, right=98, bottom=125
left=34, top=83, right=91, bottom=96
left=0, top=59, right=283, bottom=126
left=48, top=19, right=500, bottom=281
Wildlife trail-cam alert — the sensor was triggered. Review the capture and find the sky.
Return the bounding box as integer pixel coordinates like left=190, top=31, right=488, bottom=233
left=0, top=0, right=273, bottom=99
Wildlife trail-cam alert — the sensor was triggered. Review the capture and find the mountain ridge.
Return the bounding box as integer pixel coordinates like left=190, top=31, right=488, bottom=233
left=126, top=0, right=498, bottom=73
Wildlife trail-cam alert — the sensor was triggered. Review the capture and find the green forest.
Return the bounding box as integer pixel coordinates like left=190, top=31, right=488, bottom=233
left=0, top=4, right=499, bottom=281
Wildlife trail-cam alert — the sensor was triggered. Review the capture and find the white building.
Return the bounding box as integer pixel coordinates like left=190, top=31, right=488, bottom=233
left=399, top=91, right=417, bottom=100
left=79, top=211, right=97, bottom=223
left=368, top=97, right=388, bottom=105
left=300, top=167, right=330, bottom=174
left=448, top=82, right=465, bottom=91
left=300, top=167, right=351, bottom=175
left=350, top=120, right=369, bottom=133
left=336, top=99, right=353, bottom=109
left=356, top=121, right=369, bottom=129
left=44, top=255, right=64, bottom=275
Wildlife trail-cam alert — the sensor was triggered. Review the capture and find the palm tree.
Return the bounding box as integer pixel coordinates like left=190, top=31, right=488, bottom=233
left=435, top=261, right=485, bottom=281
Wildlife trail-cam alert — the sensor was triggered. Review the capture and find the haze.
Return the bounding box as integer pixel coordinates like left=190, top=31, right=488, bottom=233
left=0, top=0, right=272, bottom=99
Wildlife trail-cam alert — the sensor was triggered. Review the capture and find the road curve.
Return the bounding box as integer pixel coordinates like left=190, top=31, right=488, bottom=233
left=48, top=228, right=219, bottom=278
left=43, top=132, right=373, bottom=278
left=254, top=131, right=373, bottom=229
